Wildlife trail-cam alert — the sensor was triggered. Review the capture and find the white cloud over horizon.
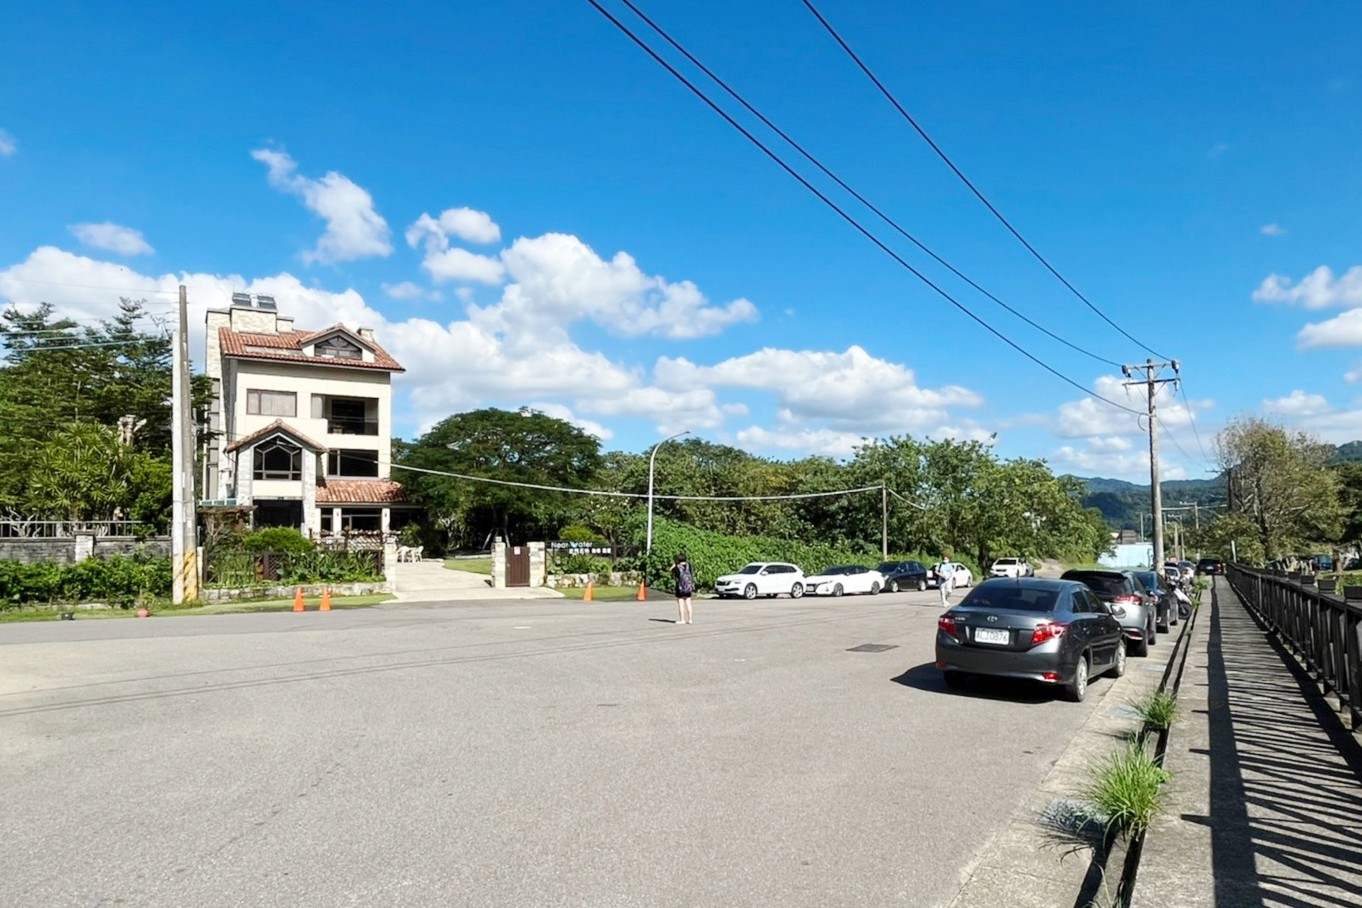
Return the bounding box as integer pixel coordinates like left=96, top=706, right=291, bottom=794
left=68, top=222, right=154, bottom=256
left=1297, top=307, right=1362, bottom=349
left=251, top=148, right=392, bottom=264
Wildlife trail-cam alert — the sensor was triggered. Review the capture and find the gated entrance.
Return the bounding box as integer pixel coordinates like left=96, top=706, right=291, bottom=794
left=506, top=545, right=531, bottom=587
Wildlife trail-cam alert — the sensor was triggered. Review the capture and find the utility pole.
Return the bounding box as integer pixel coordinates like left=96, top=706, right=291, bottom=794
left=171, top=285, right=199, bottom=603
left=882, top=484, right=888, bottom=559
left=1123, top=358, right=1180, bottom=573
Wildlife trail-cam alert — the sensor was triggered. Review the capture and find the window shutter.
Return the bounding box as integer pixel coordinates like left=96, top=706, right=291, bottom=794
left=312, top=394, right=324, bottom=419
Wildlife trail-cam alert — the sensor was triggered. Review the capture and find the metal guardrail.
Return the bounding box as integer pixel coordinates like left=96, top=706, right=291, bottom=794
left=1227, top=564, right=1362, bottom=732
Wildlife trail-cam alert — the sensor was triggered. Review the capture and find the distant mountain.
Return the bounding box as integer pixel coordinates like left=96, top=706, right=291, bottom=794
left=1331, top=441, right=1362, bottom=463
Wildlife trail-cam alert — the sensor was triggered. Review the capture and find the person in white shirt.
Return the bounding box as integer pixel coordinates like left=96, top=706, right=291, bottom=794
left=935, top=556, right=957, bottom=607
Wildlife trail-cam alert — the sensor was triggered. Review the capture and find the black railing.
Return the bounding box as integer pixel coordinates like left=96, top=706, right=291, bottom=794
left=1227, top=564, right=1362, bottom=733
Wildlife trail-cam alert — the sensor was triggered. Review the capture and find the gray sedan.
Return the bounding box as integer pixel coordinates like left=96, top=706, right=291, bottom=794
left=934, top=578, right=1127, bottom=702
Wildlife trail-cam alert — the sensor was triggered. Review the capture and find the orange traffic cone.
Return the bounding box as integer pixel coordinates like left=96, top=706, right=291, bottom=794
left=636, top=582, right=647, bottom=601
left=292, top=587, right=305, bottom=612
left=319, top=587, right=332, bottom=611
left=583, top=581, right=594, bottom=602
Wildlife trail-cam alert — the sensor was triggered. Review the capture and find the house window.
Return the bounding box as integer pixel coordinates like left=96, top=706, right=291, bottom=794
left=314, top=394, right=379, bottom=435
left=339, top=508, right=382, bottom=532
left=316, top=336, right=363, bottom=360
left=326, top=449, right=379, bottom=477
left=253, top=439, right=302, bottom=480
left=246, top=389, right=297, bottom=417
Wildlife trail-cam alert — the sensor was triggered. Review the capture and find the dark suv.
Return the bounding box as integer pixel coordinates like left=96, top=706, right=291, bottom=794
left=1061, top=569, right=1158, bottom=656
left=1195, top=557, right=1224, bottom=576
left=876, top=560, right=930, bottom=593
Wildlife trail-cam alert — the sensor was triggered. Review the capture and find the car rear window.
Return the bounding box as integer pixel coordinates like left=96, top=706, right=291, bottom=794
left=961, top=586, right=1058, bottom=613
left=1063, top=572, right=1129, bottom=597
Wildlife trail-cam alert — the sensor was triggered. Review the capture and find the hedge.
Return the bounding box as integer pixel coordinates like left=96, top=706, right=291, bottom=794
left=0, top=555, right=172, bottom=609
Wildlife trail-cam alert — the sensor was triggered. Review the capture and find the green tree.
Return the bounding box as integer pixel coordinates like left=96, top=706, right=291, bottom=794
left=1218, top=417, right=1342, bottom=561
left=398, top=407, right=603, bottom=548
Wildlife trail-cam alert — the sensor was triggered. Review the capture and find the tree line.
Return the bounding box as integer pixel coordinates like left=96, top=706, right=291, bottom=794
left=395, top=407, right=1114, bottom=567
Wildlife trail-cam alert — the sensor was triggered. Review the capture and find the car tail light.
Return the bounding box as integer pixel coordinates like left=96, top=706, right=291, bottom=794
left=938, top=614, right=960, bottom=637
left=1030, top=622, right=1068, bottom=645
left=1113, top=594, right=1141, bottom=607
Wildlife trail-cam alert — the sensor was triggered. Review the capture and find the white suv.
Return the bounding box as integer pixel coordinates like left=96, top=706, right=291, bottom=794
left=715, top=562, right=805, bottom=599
left=989, top=557, right=1034, bottom=579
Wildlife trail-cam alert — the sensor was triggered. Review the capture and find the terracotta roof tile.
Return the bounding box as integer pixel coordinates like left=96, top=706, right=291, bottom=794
left=224, top=419, right=328, bottom=454
left=316, top=478, right=407, bottom=504
left=219, top=325, right=404, bottom=372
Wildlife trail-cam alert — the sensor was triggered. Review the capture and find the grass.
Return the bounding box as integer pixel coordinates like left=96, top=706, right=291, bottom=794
left=1082, top=740, right=1172, bottom=838
left=1130, top=690, right=1180, bottom=732
left=445, top=557, right=492, bottom=575
left=0, top=594, right=394, bottom=622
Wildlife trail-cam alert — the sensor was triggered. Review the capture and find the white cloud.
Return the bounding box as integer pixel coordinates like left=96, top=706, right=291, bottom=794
left=423, top=247, right=506, bottom=285
left=1208, top=143, right=1229, bottom=159
left=382, top=281, right=440, bottom=302
left=1087, top=436, right=1133, bottom=453
left=1260, top=223, right=1285, bottom=237
left=1056, top=377, right=1143, bottom=438
left=1263, top=390, right=1330, bottom=417
left=656, top=346, right=981, bottom=433
left=251, top=148, right=392, bottom=264
left=0, top=129, right=15, bottom=156
left=1297, top=308, right=1362, bottom=348
left=475, top=233, right=759, bottom=340
left=735, top=425, right=873, bottom=458
left=405, top=207, right=501, bottom=246
left=1254, top=265, right=1362, bottom=310
left=68, top=222, right=154, bottom=256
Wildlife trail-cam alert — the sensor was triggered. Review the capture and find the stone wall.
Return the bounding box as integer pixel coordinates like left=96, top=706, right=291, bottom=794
left=0, top=536, right=171, bottom=565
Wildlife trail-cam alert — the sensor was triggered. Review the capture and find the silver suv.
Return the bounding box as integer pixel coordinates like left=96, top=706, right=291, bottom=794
left=990, top=557, right=1034, bottom=579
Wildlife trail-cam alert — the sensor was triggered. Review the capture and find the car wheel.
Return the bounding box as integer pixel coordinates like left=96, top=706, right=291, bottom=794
left=1148, top=619, right=1157, bottom=647
left=1065, top=655, right=1090, bottom=702
left=1132, top=634, right=1149, bottom=657
left=790, top=582, right=804, bottom=599
left=743, top=583, right=758, bottom=600
left=888, top=580, right=900, bottom=594
left=917, top=578, right=927, bottom=592
left=870, top=581, right=881, bottom=595
left=1111, top=639, right=1127, bottom=678
left=832, top=583, right=844, bottom=597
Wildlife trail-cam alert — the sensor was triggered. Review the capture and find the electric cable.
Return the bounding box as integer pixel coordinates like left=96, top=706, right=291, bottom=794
left=584, top=0, right=1142, bottom=415
left=799, top=0, right=1170, bottom=361
left=615, top=0, right=1120, bottom=368
left=1178, top=382, right=1211, bottom=466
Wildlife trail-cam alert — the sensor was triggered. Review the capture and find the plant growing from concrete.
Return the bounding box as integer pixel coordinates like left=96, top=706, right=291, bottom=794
left=1082, top=740, right=1171, bottom=838
left=1131, top=690, right=1179, bottom=733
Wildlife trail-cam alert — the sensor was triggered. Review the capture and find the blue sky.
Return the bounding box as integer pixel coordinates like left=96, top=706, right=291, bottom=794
left=2, top=1, right=1360, bottom=482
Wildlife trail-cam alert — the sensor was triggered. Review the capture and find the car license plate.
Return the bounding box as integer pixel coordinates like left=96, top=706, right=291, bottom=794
left=974, top=628, right=1009, bottom=645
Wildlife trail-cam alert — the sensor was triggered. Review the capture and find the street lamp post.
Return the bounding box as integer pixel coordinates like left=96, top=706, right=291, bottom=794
left=646, top=430, right=690, bottom=556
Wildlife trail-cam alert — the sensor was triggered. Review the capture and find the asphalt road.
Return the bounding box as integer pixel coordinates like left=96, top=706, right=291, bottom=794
left=2, top=586, right=1120, bottom=907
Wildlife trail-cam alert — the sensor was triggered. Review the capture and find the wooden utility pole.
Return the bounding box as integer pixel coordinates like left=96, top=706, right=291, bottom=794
left=881, top=484, right=888, bottom=559
left=1123, top=359, right=1180, bottom=573
left=171, top=285, right=199, bottom=603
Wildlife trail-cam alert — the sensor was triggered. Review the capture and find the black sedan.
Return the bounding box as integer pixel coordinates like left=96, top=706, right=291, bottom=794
left=876, top=560, right=930, bottom=593
left=1196, top=557, right=1224, bottom=576
left=935, top=578, right=1127, bottom=702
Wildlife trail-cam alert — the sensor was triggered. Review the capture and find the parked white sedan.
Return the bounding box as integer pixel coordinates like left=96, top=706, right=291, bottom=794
left=714, top=562, right=806, bottom=599
left=804, top=564, right=885, bottom=596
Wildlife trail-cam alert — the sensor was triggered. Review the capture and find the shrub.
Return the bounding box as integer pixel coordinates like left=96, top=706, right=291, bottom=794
left=1082, top=740, right=1171, bottom=838
left=242, top=527, right=315, bottom=553
left=0, top=555, right=172, bottom=608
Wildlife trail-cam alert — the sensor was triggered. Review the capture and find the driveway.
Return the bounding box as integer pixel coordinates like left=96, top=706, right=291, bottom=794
left=393, top=558, right=563, bottom=602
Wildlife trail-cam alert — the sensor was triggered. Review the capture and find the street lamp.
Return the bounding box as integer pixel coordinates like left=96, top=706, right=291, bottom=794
left=646, top=429, right=690, bottom=555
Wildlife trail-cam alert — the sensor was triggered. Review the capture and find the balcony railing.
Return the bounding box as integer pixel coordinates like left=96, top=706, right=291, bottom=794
left=326, top=415, right=379, bottom=436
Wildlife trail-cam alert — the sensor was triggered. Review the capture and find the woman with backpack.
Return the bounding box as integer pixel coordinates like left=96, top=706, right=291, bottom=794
left=671, top=552, right=696, bottom=624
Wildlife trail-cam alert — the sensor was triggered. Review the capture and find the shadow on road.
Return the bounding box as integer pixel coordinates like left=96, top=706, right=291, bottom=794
left=891, top=662, right=1056, bottom=704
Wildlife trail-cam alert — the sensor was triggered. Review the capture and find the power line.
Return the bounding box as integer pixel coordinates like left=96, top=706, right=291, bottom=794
left=1178, top=381, right=1211, bottom=466
left=800, top=0, right=1170, bottom=361
left=585, top=0, right=1142, bottom=416
left=615, top=0, right=1120, bottom=369
left=390, top=463, right=887, bottom=502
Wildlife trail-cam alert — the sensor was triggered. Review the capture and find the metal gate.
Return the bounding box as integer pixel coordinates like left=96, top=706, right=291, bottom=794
left=506, top=545, right=531, bottom=587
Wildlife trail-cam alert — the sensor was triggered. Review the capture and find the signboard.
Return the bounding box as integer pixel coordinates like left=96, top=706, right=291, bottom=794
left=549, top=540, right=614, bottom=556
